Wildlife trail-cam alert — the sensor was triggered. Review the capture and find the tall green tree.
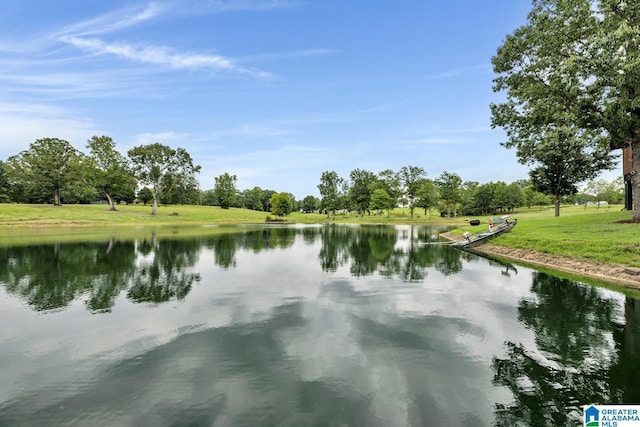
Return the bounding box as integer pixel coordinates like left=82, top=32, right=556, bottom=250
left=127, top=143, right=201, bottom=215
left=529, top=131, right=613, bottom=216
left=301, top=195, right=320, bottom=212
left=5, top=138, right=84, bottom=206
left=436, top=171, right=463, bottom=217
left=318, top=170, right=345, bottom=218
left=376, top=169, right=401, bottom=208
left=490, top=0, right=632, bottom=218
left=269, top=192, right=294, bottom=216
left=348, top=168, right=376, bottom=216
left=0, top=161, right=10, bottom=202
left=370, top=188, right=394, bottom=217
left=213, top=172, right=237, bottom=209
left=398, top=166, right=426, bottom=218
left=86, top=135, right=136, bottom=211
left=415, top=178, right=439, bottom=216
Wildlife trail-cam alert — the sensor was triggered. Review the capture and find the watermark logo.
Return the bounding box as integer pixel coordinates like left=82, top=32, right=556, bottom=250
left=583, top=405, right=640, bottom=427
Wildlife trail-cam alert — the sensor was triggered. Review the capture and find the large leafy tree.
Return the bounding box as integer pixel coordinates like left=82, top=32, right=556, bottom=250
left=269, top=192, right=294, bottom=216
left=213, top=172, right=237, bottom=209
left=301, top=195, right=320, bottom=213
left=415, top=178, right=439, bottom=216
left=436, top=171, right=463, bottom=217
left=86, top=135, right=136, bottom=211
left=491, top=0, right=635, bottom=218
left=370, top=188, right=394, bottom=217
left=530, top=129, right=613, bottom=216
left=397, top=166, right=426, bottom=218
left=348, top=168, right=376, bottom=216
left=127, top=143, right=201, bottom=215
left=318, top=170, right=345, bottom=218
left=5, top=138, right=84, bottom=206
left=0, top=161, right=10, bottom=202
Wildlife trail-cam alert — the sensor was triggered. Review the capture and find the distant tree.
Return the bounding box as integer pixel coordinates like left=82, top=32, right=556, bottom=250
left=318, top=171, right=345, bottom=218
left=526, top=131, right=613, bottom=216
left=261, top=189, right=277, bottom=212
left=474, top=183, right=497, bottom=215
left=213, top=173, right=237, bottom=209
left=0, top=161, right=9, bottom=202
left=348, top=168, right=376, bottom=216
left=583, top=178, right=624, bottom=205
left=436, top=171, right=463, bottom=217
left=127, top=143, right=201, bottom=215
left=301, top=195, right=320, bottom=212
left=398, top=166, right=426, bottom=218
left=370, top=188, right=394, bottom=217
left=137, top=187, right=153, bottom=205
left=269, top=192, right=294, bottom=216
left=376, top=169, right=402, bottom=207
left=5, top=138, right=84, bottom=206
left=200, top=189, right=216, bottom=206
left=86, top=135, right=136, bottom=211
left=245, top=186, right=265, bottom=211
left=161, top=174, right=201, bottom=205
left=415, top=178, right=439, bottom=216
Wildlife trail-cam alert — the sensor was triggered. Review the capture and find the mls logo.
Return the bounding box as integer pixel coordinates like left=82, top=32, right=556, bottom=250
left=584, top=405, right=599, bottom=427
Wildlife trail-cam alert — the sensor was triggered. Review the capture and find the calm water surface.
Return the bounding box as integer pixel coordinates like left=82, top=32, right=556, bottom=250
left=0, top=224, right=638, bottom=426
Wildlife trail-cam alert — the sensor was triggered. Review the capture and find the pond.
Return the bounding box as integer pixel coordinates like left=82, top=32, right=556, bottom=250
left=0, top=224, right=638, bottom=426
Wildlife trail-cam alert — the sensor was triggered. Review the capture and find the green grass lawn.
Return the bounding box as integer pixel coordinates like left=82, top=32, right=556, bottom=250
left=0, top=203, right=638, bottom=267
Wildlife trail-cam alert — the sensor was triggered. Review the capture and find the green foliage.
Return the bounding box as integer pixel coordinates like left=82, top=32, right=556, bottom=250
left=269, top=192, right=294, bottom=216
left=436, top=171, right=462, bottom=217
left=398, top=166, right=426, bottom=218
left=301, top=195, right=320, bottom=212
left=137, top=188, right=153, bottom=205
left=491, top=0, right=636, bottom=217
left=86, top=135, right=137, bottom=210
left=370, top=188, right=394, bottom=216
left=318, top=170, right=345, bottom=218
left=213, top=172, right=237, bottom=209
left=128, top=143, right=201, bottom=215
left=348, top=168, right=376, bottom=215
left=415, top=178, right=439, bottom=216
left=5, top=138, right=84, bottom=206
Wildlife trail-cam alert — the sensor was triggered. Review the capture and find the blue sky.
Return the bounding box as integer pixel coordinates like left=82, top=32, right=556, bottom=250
left=0, top=0, right=621, bottom=198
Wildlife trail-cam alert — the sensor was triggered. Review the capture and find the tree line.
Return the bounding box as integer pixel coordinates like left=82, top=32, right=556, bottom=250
left=0, top=136, right=623, bottom=217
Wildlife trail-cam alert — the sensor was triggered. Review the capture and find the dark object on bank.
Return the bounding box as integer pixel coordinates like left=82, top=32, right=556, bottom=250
left=469, top=219, right=480, bottom=226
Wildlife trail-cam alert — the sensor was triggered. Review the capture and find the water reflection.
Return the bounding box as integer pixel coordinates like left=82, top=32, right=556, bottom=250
left=0, top=225, right=463, bottom=313
left=492, top=272, right=640, bottom=426
left=0, top=225, right=638, bottom=426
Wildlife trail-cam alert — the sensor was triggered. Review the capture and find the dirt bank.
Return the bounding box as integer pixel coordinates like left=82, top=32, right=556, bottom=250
left=474, top=244, right=640, bottom=289
left=439, top=232, right=640, bottom=289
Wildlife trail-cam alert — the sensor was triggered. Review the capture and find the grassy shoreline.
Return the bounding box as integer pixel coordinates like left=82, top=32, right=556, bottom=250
left=1, top=203, right=637, bottom=268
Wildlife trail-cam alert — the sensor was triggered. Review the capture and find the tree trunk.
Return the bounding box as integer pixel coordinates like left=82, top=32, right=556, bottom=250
left=633, top=141, right=640, bottom=221
left=554, top=195, right=561, bottom=217
left=151, top=196, right=158, bottom=216
left=106, top=193, right=117, bottom=211
left=54, top=188, right=61, bottom=206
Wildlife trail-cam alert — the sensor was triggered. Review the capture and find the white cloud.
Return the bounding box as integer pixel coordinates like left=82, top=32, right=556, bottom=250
left=0, top=103, right=99, bottom=159
left=61, top=36, right=273, bottom=78
left=55, top=2, right=167, bottom=38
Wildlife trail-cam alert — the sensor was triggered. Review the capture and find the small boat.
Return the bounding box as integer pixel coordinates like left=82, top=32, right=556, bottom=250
left=450, top=216, right=517, bottom=249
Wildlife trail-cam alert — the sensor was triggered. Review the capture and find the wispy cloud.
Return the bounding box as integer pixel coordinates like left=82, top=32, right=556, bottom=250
left=424, top=64, right=491, bottom=80
left=55, top=3, right=167, bottom=38
left=61, top=36, right=272, bottom=77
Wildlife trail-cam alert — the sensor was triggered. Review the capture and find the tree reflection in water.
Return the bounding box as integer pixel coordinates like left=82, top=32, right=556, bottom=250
left=492, top=272, right=639, bottom=426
